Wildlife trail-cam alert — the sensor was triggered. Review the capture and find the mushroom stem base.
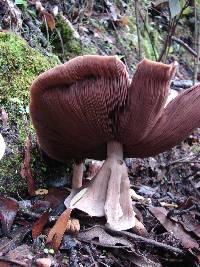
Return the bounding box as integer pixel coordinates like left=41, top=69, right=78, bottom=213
left=72, top=162, right=83, bottom=189
left=64, top=141, right=135, bottom=231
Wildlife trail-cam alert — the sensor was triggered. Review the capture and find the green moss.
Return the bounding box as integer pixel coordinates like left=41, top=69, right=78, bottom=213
left=0, top=32, right=60, bottom=194
left=0, top=32, right=60, bottom=105
left=0, top=150, right=26, bottom=195
left=50, top=16, right=82, bottom=60
left=82, top=44, right=98, bottom=55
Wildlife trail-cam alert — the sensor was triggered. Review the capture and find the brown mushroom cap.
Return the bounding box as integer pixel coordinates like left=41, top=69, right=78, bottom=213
left=126, top=84, right=200, bottom=157
left=120, top=59, right=200, bottom=157
left=30, top=56, right=200, bottom=161
left=30, top=55, right=129, bottom=162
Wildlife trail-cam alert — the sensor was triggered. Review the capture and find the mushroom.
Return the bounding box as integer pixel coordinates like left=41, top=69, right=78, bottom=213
left=0, top=133, right=5, bottom=160
left=30, top=56, right=200, bottom=231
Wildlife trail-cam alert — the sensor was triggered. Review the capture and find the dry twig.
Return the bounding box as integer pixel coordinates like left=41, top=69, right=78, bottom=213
left=105, top=227, right=185, bottom=255
left=134, top=0, right=142, bottom=60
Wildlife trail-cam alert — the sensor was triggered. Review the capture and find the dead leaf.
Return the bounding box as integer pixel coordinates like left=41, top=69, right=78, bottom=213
left=169, top=200, right=200, bottom=239
left=41, top=10, right=55, bottom=30
left=77, top=226, right=132, bottom=248
left=20, top=136, right=35, bottom=196
left=46, top=209, right=71, bottom=250
left=149, top=206, right=199, bottom=250
left=120, top=250, right=162, bottom=267
left=35, top=189, right=48, bottom=195
left=31, top=200, right=51, bottom=212
left=116, top=16, right=129, bottom=26
left=32, top=210, right=50, bottom=239
left=5, top=245, right=33, bottom=266
left=132, top=218, right=148, bottom=237
left=178, top=196, right=197, bottom=210
left=0, top=226, right=30, bottom=257
left=179, top=214, right=200, bottom=239
left=0, top=196, right=19, bottom=235
left=44, top=187, right=68, bottom=208
left=0, top=261, right=11, bottom=267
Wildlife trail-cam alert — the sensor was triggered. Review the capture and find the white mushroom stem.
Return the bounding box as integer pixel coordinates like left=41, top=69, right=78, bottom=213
left=72, top=162, right=83, bottom=189
left=65, top=141, right=136, bottom=231
left=0, top=134, right=6, bottom=160
left=64, top=162, right=84, bottom=207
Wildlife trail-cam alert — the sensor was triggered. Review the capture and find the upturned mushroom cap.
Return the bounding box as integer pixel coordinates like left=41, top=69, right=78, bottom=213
left=118, top=59, right=200, bottom=157
left=30, top=55, right=129, bottom=162
left=30, top=56, right=200, bottom=161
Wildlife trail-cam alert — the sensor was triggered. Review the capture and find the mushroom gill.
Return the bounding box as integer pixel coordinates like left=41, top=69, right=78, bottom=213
left=30, top=56, right=200, bottom=231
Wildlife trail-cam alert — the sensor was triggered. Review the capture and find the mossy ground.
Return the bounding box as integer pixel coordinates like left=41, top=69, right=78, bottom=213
left=0, top=32, right=60, bottom=195
left=50, top=16, right=82, bottom=60
left=0, top=28, right=99, bottom=195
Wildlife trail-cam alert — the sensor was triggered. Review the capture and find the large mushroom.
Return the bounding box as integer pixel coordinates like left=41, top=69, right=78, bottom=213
left=30, top=55, right=200, bottom=231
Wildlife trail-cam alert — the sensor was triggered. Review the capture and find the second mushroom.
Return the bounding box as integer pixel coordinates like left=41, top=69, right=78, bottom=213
left=30, top=55, right=200, bottom=231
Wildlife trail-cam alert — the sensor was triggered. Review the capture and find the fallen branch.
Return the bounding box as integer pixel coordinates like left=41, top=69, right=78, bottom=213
left=105, top=227, right=185, bottom=255
left=134, top=0, right=142, bottom=60
left=167, top=155, right=199, bottom=166
left=172, top=36, right=199, bottom=59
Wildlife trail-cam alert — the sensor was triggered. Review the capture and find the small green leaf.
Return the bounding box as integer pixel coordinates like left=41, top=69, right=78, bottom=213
left=43, top=248, right=49, bottom=254
left=15, top=0, right=26, bottom=5
left=169, top=46, right=174, bottom=54
left=182, top=6, right=193, bottom=15
left=49, top=249, right=55, bottom=254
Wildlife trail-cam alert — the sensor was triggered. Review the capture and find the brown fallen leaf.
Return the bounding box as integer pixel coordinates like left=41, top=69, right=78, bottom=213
left=41, top=10, right=55, bottom=30
left=132, top=217, right=148, bottom=237
left=178, top=196, right=198, bottom=210
left=46, top=209, right=71, bottom=250
left=44, top=187, right=68, bottom=209
left=32, top=210, right=50, bottom=239
left=20, top=136, right=35, bottom=196
left=5, top=244, right=33, bottom=266
left=0, top=196, right=19, bottom=235
left=116, top=16, right=129, bottom=26
left=77, top=226, right=132, bottom=248
left=179, top=214, right=200, bottom=239
left=120, top=250, right=162, bottom=267
left=149, top=206, right=199, bottom=250
left=0, top=261, right=11, bottom=267
left=0, top=226, right=30, bottom=256
left=169, top=197, right=200, bottom=238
